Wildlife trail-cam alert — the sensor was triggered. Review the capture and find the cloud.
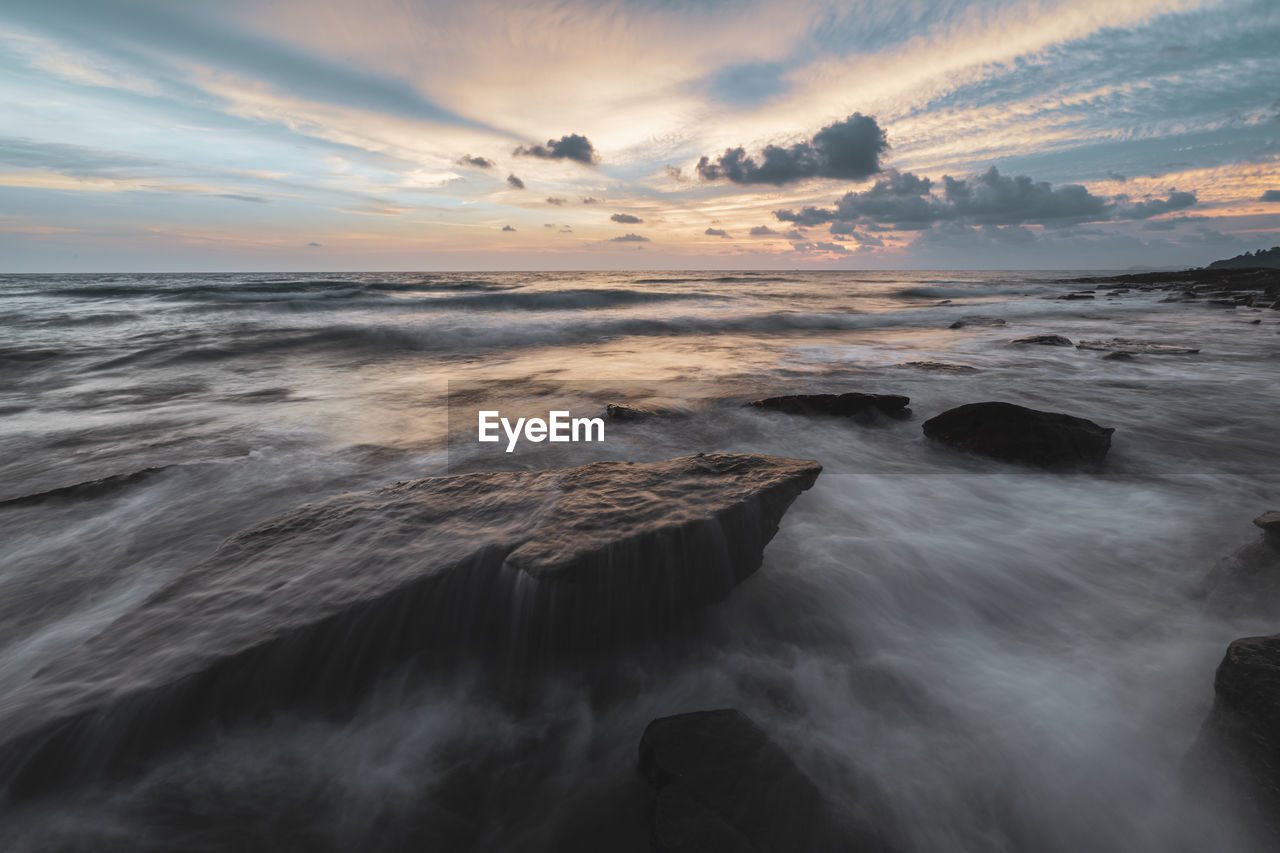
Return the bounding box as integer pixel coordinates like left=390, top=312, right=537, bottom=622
left=772, top=167, right=1175, bottom=230
left=749, top=225, right=778, bottom=236
left=1105, top=171, right=1127, bottom=182
left=506, top=173, right=525, bottom=189
left=790, top=240, right=850, bottom=254
left=610, top=213, right=642, bottom=224
left=1114, top=190, right=1196, bottom=219
left=513, top=133, right=598, bottom=165
left=664, top=165, right=686, bottom=182
left=610, top=233, right=649, bottom=242
left=546, top=197, right=567, bottom=205
left=581, top=197, right=602, bottom=204
left=457, top=155, right=494, bottom=168
left=216, top=193, right=268, bottom=203
left=501, top=225, right=515, bottom=232
left=306, top=241, right=321, bottom=247
left=704, top=227, right=730, bottom=237
left=1262, top=190, right=1280, bottom=202
left=695, top=113, right=886, bottom=186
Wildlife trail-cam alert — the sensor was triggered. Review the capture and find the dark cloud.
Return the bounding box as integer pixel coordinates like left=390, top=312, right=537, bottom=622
left=457, top=155, right=494, bottom=168
left=773, top=167, right=1181, bottom=231
left=1105, top=171, right=1127, bottom=182
left=506, top=173, right=525, bottom=189
left=546, top=197, right=567, bottom=206
left=216, top=193, right=268, bottom=203
left=749, top=225, right=778, bottom=236
left=1114, top=190, right=1196, bottom=219
left=582, top=197, right=602, bottom=204
left=664, top=165, right=686, bottom=182
left=610, top=213, right=643, bottom=224
left=611, top=233, right=649, bottom=242
left=502, top=225, right=516, bottom=232
left=513, top=133, right=599, bottom=165
left=696, top=113, right=886, bottom=186
left=306, top=241, right=322, bottom=247
left=705, top=228, right=730, bottom=237
left=1262, top=190, right=1280, bottom=202
left=790, top=240, right=850, bottom=254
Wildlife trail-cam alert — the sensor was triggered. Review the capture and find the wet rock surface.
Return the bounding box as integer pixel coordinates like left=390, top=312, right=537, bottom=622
left=922, top=401, right=1114, bottom=468
left=1009, top=334, right=1073, bottom=346
left=0, top=454, right=821, bottom=798
left=745, top=393, right=910, bottom=421
left=638, top=709, right=884, bottom=853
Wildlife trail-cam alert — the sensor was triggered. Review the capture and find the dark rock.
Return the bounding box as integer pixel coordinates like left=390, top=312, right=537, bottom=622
left=745, top=393, right=910, bottom=421
left=1008, top=334, right=1073, bottom=347
left=0, top=454, right=821, bottom=798
left=921, top=401, right=1114, bottom=468
left=638, top=710, right=884, bottom=853
left=1189, top=634, right=1280, bottom=839
left=605, top=403, right=681, bottom=422
left=948, top=317, right=1006, bottom=329
left=897, top=361, right=979, bottom=374
left=1252, top=319, right=1263, bottom=324
left=1077, top=338, right=1200, bottom=355
left=1257, top=511, right=1280, bottom=536
left=1058, top=292, right=1095, bottom=300
left=1102, top=351, right=1135, bottom=361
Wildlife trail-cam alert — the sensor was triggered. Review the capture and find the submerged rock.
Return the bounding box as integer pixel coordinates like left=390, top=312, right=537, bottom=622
left=0, top=454, right=821, bottom=798
left=897, top=361, right=979, bottom=374
left=1009, top=334, right=1073, bottom=346
left=1058, top=292, right=1095, bottom=300
left=1076, top=338, right=1200, bottom=355
left=604, top=403, right=682, bottom=422
left=1202, top=511, right=1280, bottom=618
left=948, top=317, right=1006, bottom=329
left=638, top=710, right=883, bottom=853
left=745, top=393, right=910, bottom=421
left=922, top=401, right=1114, bottom=468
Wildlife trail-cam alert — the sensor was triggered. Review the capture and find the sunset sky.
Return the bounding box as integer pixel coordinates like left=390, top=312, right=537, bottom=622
left=2, top=0, right=1278, bottom=271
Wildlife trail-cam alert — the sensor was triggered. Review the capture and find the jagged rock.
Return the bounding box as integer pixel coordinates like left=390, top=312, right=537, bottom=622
left=744, top=393, right=909, bottom=421
left=948, top=317, right=1006, bottom=329
left=1077, top=338, right=1200, bottom=355
left=922, top=401, right=1114, bottom=468
left=0, top=454, right=821, bottom=798
left=1009, top=334, right=1073, bottom=346
left=897, top=361, right=979, bottom=374
left=638, top=710, right=883, bottom=853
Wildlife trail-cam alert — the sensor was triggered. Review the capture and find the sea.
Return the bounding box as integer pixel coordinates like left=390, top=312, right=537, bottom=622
left=1, top=270, right=1278, bottom=851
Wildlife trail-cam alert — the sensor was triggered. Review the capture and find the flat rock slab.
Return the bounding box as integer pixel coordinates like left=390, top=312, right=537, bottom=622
left=0, top=454, right=821, bottom=798
left=896, top=361, right=979, bottom=374
left=638, top=710, right=882, bottom=853
left=745, top=393, right=910, bottom=421
left=922, top=401, right=1114, bottom=468
left=1009, top=334, right=1073, bottom=346
left=1076, top=338, right=1200, bottom=355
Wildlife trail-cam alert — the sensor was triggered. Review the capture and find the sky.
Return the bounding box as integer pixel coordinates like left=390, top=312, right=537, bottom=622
left=1, top=0, right=1278, bottom=271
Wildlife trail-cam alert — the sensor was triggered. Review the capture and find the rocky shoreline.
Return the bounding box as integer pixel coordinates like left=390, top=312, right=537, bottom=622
left=1, top=269, right=1277, bottom=850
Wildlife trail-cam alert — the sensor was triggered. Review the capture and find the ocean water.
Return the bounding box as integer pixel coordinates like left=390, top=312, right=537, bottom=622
left=0, top=270, right=1278, bottom=851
